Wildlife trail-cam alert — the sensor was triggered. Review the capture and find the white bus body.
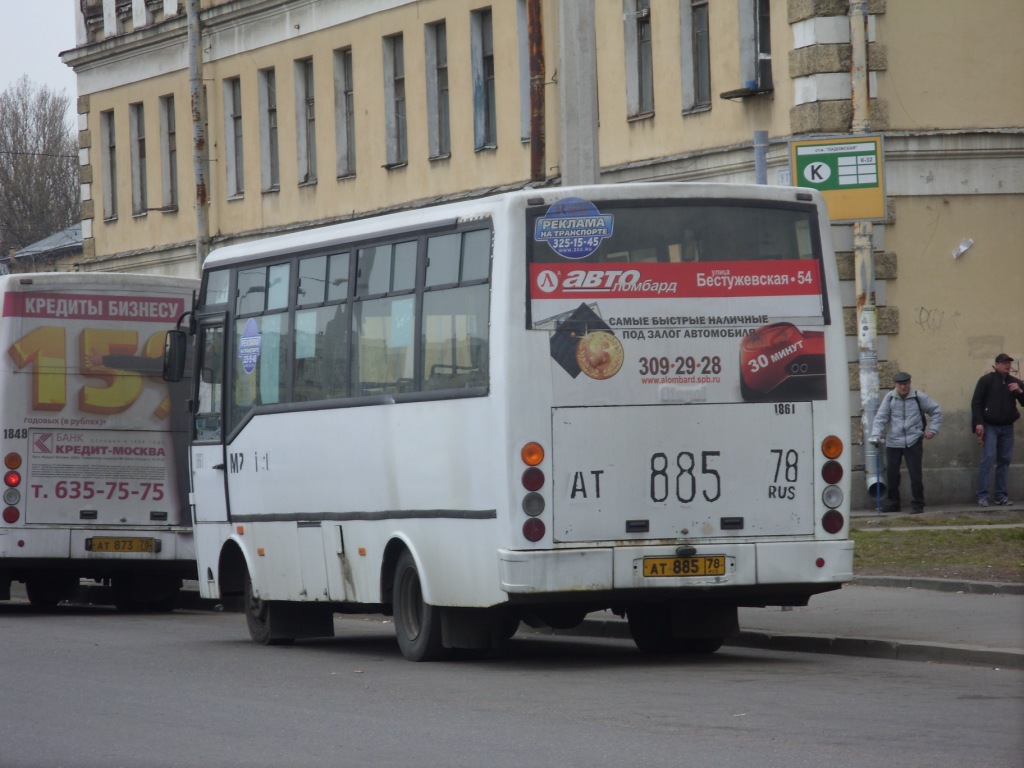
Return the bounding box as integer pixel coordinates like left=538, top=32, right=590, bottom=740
left=177, top=183, right=853, bottom=659
left=1, top=272, right=198, bottom=609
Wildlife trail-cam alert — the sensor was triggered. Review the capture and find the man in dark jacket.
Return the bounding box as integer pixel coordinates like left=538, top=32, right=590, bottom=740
left=971, top=353, right=1024, bottom=507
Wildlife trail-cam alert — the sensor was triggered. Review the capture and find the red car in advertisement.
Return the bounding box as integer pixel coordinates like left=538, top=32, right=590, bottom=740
left=740, top=322, right=827, bottom=401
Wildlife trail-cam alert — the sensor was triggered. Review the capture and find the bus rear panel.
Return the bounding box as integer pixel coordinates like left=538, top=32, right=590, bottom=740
left=1, top=273, right=197, bottom=609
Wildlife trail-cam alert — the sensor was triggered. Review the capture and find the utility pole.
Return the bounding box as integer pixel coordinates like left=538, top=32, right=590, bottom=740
left=187, top=0, right=210, bottom=270
left=850, top=0, right=883, bottom=501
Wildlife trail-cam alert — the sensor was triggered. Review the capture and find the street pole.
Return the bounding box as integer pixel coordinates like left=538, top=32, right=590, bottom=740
left=850, top=0, right=883, bottom=500
left=187, top=0, right=210, bottom=270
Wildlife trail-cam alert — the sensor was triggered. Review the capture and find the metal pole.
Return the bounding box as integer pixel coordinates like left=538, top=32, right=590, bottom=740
left=850, top=0, right=881, bottom=500
left=754, top=130, right=768, bottom=185
left=187, top=0, right=210, bottom=269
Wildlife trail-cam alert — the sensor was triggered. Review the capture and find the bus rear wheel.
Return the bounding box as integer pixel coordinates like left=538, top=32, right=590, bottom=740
left=392, top=550, right=446, bottom=661
left=244, top=572, right=293, bottom=646
left=25, top=574, right=77, bottom=608
left=627, top=604, right=725, bottom=655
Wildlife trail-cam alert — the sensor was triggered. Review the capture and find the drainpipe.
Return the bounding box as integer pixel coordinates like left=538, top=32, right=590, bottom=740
left=187, top=0, right=210, bottom=269
left=850, top=0, right=883, bottom=499
left=754, top=130, right=768, bottom=185
left=528, top=0, right=545, bottom=183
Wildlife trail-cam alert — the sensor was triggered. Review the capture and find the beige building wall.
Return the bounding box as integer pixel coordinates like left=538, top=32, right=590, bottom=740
left=62, top=0, right=1024, bottom=506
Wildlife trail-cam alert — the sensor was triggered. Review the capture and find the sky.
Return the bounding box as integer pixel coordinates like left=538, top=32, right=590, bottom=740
left=0, top=0, right=78, bottom=98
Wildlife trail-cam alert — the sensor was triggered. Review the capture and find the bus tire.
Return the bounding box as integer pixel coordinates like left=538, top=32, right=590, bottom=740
left=626, top=604, right=677, bottom=654
left=392, top=550, right=446, bottom=661
left=25, top=574, right=77, bottom=608
left=678, top=637, right=724, bottom=654
left=244, top=572, right=293, bottom=646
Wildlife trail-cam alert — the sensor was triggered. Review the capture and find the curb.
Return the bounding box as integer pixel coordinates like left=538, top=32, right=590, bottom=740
left=569, top=617, right=1024, bottom=670
left=852, top=576, right=1024, bottom=595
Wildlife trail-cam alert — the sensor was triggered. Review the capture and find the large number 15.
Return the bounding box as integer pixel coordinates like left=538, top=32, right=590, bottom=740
left=8, top=326, right=167, bottom=416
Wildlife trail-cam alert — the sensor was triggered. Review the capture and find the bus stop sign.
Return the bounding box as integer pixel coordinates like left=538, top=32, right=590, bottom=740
left=790, top=135, right=885, bottom=222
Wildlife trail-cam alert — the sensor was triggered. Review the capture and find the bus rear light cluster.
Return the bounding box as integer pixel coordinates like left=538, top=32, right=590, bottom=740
left=819, top=436, right=845, bottom=531
left=3, top=453, right=22, bottom=525
left=520, top=442, right=546, bottom=541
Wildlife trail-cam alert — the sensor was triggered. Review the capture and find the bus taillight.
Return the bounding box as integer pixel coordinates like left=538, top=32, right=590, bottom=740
left=522, top=467, right=544, bottom=491
left=521, top=442, right=544, bottom=466
left=821, top=509, right=844, bottom=534
left=2, top=507, right=18, bottom=524
left=520, top=443, right=547, bottom=541
left=4, top=470, right=20, bottom=488
left=4, top=452, right=22, bottom=470
left=821, top=435, right=843, bottom=459
left=821, top=460, right=843, bottom=484
left=522, top=518, right=545, bottom=542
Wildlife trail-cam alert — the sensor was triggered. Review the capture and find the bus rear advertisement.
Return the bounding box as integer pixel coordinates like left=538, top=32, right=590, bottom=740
left=1, top=272, right=197, bottom=610
left=166, top=183, right=853, bottom=660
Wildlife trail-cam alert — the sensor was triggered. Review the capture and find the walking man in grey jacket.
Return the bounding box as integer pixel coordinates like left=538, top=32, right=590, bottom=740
left=870, top=371, right=943, bottom=514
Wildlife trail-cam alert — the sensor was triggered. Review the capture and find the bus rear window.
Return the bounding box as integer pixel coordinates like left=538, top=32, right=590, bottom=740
left=528, top=201, right=819, bottom=265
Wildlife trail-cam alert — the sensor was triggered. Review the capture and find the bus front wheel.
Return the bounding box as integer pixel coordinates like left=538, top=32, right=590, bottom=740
left=392, top=550, right=446, bottom=661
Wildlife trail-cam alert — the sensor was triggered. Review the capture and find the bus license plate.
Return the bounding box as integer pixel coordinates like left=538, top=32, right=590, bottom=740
left=642, top=555, right=726, bottom=577
left=85, top=537, right=157, bottom=554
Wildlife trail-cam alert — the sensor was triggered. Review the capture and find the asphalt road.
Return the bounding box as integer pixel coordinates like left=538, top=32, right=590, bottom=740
left=1, top=603, right=1021, bottom=768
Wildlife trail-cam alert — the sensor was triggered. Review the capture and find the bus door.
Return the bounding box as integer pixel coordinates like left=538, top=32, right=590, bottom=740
left=191, top=320, right=229, bottom=524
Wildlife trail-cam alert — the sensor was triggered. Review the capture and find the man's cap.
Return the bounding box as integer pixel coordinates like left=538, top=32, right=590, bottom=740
left=995, top=353, right=1013, bottom=363
left=892, top=372, right=911, bottom=383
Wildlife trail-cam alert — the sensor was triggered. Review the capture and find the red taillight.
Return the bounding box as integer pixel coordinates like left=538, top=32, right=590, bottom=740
left=2, top=507, right=18, bottom=524
left=821, top=460, right=843, bottom=484
left=522, top=467, right=544, bottom=491
left=4, top=470, right=20, bottom=488
left=822, top=509, right=845, bottom=534
left=522, top=518, right=545, bottom=542
left=4, top=452, right=22, bottom=470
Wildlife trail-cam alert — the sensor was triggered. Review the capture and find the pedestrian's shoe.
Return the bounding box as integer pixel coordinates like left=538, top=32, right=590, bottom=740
left=977, top=499, right=990, bottom=507
left=995, top=498, right=1014, bottom=506
left=882, top=502, right=901, bottom=513
left=910, top=507, right=924, bottom=515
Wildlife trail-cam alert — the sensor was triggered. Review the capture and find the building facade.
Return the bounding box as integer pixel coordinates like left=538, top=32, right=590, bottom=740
left=61, top=0, right=1024, bottom=506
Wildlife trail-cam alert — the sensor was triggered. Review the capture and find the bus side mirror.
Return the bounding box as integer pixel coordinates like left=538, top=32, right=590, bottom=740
left=163, top=330, right=188, bottom=382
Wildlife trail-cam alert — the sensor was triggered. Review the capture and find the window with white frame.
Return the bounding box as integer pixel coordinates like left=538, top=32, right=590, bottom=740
left=739, top=0, right=772, bottom=91
left=425, top=21, right=451, bottom=158
left=333, top=48, right=356, bottom=177
left=258, top=68, right=280, bottom=191
left=681, top=0, right=711, bottom=111
left=100, top=110, right=117, bottom=220
left=159, top=94, right=178, bottom=209
left=383, top=34, right=408, bottom=166
left=471, top=8, right=497, bottom=149
left=295, top=58, right=317, bottom=184
left=129, top=102, right=147, bottom=215
left=624, top=0, right=654, bottom=117
left=224, top=77, right=244, bottom=197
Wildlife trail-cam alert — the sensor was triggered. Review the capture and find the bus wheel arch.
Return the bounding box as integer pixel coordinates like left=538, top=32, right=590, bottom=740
left=217, top=541, right=249, bottom=599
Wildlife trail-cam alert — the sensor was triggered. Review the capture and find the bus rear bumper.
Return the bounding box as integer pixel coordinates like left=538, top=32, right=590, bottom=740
left=499, top=540, right=853, bottom=595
